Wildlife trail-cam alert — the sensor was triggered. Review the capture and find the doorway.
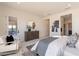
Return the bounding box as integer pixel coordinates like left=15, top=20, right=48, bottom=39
left=61, top=14, right=72, bottom=36
left=45, top=19, right=50, bottom=36
left=42, top=19, right=50, bottom=37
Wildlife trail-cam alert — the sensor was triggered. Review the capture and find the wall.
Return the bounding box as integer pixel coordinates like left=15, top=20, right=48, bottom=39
left=31, top=19, right=50, bottom=38
left=0, top=6, right=50, bottom=41
left=0, top=16, right=7, bottom=36
left=50, top=8, right=79, bottom=37
left=0, top=6, right=38, bottom=40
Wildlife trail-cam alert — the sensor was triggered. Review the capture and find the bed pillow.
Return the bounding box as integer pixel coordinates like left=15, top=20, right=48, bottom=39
left=67, top=33, right=78, bottom=48
left=75, top=39, right=79, bottom=49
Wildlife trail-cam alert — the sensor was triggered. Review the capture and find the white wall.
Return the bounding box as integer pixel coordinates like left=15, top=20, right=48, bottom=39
left=50, top=8, right=79, bottom=37
left=0, top=16, right=7, bottom=36
left=29, top=18, right=50, bottom=38
left=0, top=6, right=40, bottom=41
left=0, top=6, right=50, bottom=41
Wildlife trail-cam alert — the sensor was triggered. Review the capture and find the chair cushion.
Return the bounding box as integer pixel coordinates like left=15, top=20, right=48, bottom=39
left=0, top=43, right=17, bottom=52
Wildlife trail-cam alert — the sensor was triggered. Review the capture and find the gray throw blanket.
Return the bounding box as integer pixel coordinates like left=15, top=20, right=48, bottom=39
left=35, top=37, right=58, bottom=56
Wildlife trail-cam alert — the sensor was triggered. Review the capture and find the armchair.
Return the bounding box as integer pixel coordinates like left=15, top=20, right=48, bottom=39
left=0, top=36, right=20, bottom=56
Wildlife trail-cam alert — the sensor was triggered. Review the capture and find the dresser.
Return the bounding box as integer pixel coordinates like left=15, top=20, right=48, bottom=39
left=25, top=31, right=39, bottom=41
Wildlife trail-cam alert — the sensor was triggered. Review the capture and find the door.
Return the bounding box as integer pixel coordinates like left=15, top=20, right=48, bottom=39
left=40, top=19, right=50, bottom=37
left=44, top=19, right=50, bottom=36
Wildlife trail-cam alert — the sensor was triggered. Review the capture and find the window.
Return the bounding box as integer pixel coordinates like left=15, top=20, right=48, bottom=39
left=8, top=16, right=17, bottom=35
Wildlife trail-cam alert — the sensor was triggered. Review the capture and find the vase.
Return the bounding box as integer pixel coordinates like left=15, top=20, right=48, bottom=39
left=28, top=29, right=31, bottom=32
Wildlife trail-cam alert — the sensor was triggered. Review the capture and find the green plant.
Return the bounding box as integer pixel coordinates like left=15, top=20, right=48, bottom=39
left=27, top=25, right=32, bottom=31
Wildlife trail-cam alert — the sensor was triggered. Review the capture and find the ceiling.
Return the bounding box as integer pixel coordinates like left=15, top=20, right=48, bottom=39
left=0, top=2, right=79, bottom=17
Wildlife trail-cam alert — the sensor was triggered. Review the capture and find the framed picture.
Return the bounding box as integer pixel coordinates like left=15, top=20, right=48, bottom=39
left=52, top=20, right=59, bottom=32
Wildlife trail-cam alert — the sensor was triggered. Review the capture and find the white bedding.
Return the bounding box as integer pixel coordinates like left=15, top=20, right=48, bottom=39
left=31, top=36, right=68, bottom=56
left=64, top=47, right=79, bottom=56
left=45, top=36, right=68, bottom=56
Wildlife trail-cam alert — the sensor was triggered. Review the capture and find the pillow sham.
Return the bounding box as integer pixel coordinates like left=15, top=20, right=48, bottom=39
left=75, top=40, right=79, bottom=49
left=67, top=33, right=78, bottom=48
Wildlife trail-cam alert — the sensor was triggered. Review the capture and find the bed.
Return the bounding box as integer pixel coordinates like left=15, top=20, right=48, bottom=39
left=31, top=33, right=79, bottom=56
left=31, top=36, right=69, bottom=56
left=64, top=37, right=79, bottom=56
left=64, top=47, right=79, bottom=56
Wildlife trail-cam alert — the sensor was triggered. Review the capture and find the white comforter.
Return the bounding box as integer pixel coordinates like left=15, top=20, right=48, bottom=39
left=64, top=47, right=79, bottom=56
left=31, top=36, right=68, bottom=56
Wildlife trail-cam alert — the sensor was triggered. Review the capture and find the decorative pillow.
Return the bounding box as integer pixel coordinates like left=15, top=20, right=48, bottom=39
left=67, top=33, right=78, bottom=48
left=6, top=35, right=14, bottom=45
left=0, top=36, right=5, bottom=44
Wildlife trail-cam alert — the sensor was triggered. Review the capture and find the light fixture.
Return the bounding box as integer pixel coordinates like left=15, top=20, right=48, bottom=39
left=65, top=3, right=71, bottom=9
left=17, top=2, right=21, bottom=4
left=67, top=4, right=71, bottom=7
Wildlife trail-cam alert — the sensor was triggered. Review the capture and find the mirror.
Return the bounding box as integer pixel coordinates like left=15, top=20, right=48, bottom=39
left=60, top=14, right=72, bottom=36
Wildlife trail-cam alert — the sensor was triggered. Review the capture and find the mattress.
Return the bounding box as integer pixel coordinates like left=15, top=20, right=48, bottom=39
left=64, top=47, right=79, bottom=56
